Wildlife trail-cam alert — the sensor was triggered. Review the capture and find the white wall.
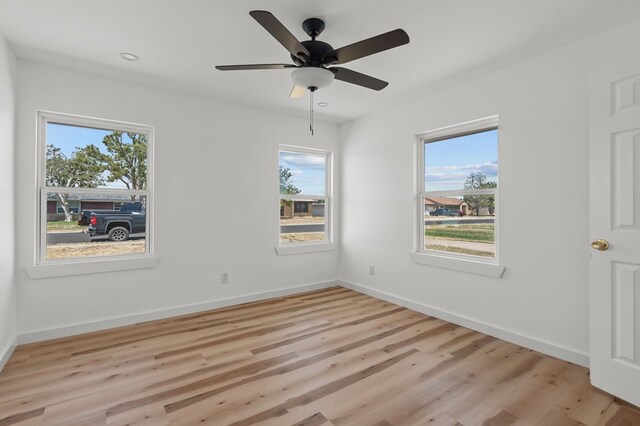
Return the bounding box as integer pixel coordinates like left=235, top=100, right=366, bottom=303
left=0, top=33, right=17, bottom=363
left=15, top=60, right=339, bottom=337
left=339, top=20, right=640, bottom=363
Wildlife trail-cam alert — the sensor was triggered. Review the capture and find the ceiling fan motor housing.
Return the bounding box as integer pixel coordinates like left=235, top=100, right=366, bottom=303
left=289, top=18, right=337, bottom=66
left=292, top=40, right=336, bottom=66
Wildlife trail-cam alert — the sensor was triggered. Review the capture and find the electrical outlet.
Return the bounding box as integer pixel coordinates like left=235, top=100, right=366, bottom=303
left=221, top=272, right=230, bottom=284
left=369, top=265, right=375, bottom=276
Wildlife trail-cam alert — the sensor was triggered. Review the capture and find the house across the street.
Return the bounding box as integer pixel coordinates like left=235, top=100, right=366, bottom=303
left=47, top=193, right=138, bottom=220
left=280, top=200, right=325, bottom=218
left=425, top=196, right=470, bottom=215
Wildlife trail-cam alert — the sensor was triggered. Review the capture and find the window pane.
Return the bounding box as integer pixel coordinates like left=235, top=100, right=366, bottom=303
left=46, top=122, right=148, bottom=190
left=425, top=195, right=495, bottom=258
left=279, top=151, right=326, bottom=195
left=280, top=199, right=326, bottom=244
left=424, top=129, right=498, bottom=192
left=46, top=191, right=147, bottom=260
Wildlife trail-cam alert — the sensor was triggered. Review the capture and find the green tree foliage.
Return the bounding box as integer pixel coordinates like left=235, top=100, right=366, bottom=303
left=463, top=172, right=497, bottom=216
left=279, top=166, right=301, bottom=195
left=45, top=145, right=105, bottom=221
left=84, top=132, right=147, bottom=201
left=279, top=166, right=301, bottom=217
left=103, top=132, right=147, bottom=189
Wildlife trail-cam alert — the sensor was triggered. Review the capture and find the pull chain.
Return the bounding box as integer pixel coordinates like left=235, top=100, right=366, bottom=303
left=309, top=88, right=314, bottom=135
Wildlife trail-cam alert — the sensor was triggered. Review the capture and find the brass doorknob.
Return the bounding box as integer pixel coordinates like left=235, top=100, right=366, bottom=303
left=591, top=239, right=609, bottom=251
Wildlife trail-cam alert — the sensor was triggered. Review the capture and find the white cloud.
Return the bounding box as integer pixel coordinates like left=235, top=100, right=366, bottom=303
left=425, top=173, right=470, bottom=182
left=291, top=169, right=304, bottom=176
left=425, top=161, right=498, bottom=187
left=426, top=161, right=497, bottom=175
left=281, top=154, right=325, bottom=169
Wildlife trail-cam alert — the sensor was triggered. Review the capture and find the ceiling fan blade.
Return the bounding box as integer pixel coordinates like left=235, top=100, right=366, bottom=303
left=330, top=67, right=388, bottom=91
left=215, top=63, right=297, bottom=71
left=289, top=85, right=306, bottom=99
left=324, top=29, right=409, bottom=65
left=249, top=10, right=311, bottom=60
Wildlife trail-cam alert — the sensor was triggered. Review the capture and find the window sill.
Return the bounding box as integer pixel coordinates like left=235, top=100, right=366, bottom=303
left=275, top=242, right=335, bottom=256
left=25, top=255, right=160, bottom=279
left=409, top=252, right=505, bottom=278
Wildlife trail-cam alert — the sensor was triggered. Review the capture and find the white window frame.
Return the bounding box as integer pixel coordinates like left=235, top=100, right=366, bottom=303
left=413, top=116, right=505, bottom=278
left=28, top=111, right=157, bottom=278
left=276, top=145, right=334, bottom=255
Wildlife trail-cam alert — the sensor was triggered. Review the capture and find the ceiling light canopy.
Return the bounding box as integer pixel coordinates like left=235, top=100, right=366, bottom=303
left=291, top=67, right=334, bottom=90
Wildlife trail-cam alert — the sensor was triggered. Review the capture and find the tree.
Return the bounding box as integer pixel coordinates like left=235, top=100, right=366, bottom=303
left=279, top=166, right=301, bottom=217
left=45, top=145, right=105, bottom=221
left=279, top=166, right=301, bottom=195
left=463, top=172, right=497, bottom=216
left=84, top=132, right=147, bottom=201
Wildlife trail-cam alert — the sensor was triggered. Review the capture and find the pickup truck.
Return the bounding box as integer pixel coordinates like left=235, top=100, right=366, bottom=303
left=79, top=202, right=143, bottom=226
left=88, top=210, right=146, bottom=241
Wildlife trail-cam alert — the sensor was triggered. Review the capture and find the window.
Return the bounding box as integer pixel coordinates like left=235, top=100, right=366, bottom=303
left=418, top=116, right=499, bottom=262
left=37, top=111, right=154, bottom=264
left=279, top=146, right=331, bottom=246
left=294, top=202, right=308, bottom=213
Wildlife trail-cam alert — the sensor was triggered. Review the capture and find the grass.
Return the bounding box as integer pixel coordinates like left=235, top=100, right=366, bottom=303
left=426, top=244, right=494, bottom=257
left=425, top=224, right=494, bottom=243
left=47, top=221, right=85, bottom=231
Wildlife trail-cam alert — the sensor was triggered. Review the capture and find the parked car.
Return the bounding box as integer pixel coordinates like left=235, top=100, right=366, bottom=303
left=431, top=208, right=459, bottom=216
left=88, top=210, right=146, bottom=241
left=78, top=202, right=143, bottom=226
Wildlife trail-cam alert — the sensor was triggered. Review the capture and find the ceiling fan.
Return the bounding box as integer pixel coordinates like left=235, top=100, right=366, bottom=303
left=216, top=10, right=410, bottom=133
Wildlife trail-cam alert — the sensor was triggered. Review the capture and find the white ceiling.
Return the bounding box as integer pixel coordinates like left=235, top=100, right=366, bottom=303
left=1, top=0, right=640, bottom=123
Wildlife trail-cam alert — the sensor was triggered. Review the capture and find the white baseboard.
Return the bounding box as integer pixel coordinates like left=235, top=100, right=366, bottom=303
left=339, top=280, right=590, bottom=368
left=0, top=334, right=17, bottom=373
left=17, top=280, right=338, bottom=345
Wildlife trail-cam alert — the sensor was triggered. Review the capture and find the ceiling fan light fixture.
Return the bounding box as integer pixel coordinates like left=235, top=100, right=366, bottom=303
left=291, top=67, right=334, bottom=90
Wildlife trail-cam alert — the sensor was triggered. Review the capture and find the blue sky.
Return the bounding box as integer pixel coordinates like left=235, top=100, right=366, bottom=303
left=47, top=123, right=114, bottom=157
left=280, top=151, right=326, bottom=195
left=46, top=123, right=139, bottom=189
left=424, top=129, right=498, bottom=191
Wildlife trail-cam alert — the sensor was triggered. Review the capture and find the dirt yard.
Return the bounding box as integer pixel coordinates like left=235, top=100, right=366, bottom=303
left=47, top=240, right=145, bottom=259
left=279, top=216, right=325, bottom=225
left=426, top=243, right=494, bottom=257
left=280, top=233, right=325, bottom=243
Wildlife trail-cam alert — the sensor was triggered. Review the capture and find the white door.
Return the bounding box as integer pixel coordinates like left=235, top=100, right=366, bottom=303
left=590, top=61, right=640, bottom=407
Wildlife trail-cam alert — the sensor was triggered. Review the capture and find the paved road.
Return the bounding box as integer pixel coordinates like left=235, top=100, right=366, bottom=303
left=48, top=225, right=315, bottom=244
left=47, top=232, right=90, bottom=244
left=281, top=224, right=324, bottom=233
left=49, top=219, right=490, bottom=243
left=47, top=232, right=145, bottom=244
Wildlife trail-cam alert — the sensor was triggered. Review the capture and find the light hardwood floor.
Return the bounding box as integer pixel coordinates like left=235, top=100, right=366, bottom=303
left=0, top=287, right=639, bottom=425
